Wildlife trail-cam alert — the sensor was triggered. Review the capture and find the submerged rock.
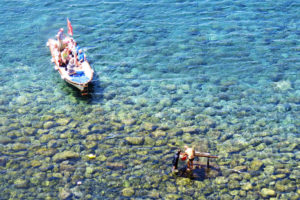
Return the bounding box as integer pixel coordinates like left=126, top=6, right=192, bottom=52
left=53, top=151, right=80, bottom=162
left=242, top=182, right=253, bottom=191
left=250, top=160, right=263, bottom=171
left=14, top=178, right=29, bottom=188
left=274, top=80, right=292, bottom=91
left=122, top=187, right=135, bottom=197
left=43, top=121, right=56, bottom=129
left=125, top=137, right=144, bottom=145
left=59, top=188, right=72, bottom=200
left=260, top=188, right=276, bottom=198
left=0, top=135, right=12, bottom=144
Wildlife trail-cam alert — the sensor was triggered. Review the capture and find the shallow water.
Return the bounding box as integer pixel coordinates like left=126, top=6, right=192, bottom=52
left=0, top=0, right=299, bottom=199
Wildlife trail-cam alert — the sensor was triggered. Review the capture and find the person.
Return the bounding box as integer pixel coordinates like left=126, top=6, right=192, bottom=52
left=67, top=57, right=76, bottom=75
left=56, top=28, right=66, bottom=51
left=172, top=149, right=181, bottom=173
left=61, top=47, right=70, bottom=66
left=77, top=49, right=86, bottom=63
left=183, top=146, right=195, bottom=171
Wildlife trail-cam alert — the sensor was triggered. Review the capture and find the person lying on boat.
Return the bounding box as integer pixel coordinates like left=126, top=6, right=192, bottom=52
left=56, top=28, right=66, bottom=51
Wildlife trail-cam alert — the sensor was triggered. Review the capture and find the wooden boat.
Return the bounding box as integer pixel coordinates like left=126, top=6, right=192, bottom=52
left=47, top=38, right=94, bottom=95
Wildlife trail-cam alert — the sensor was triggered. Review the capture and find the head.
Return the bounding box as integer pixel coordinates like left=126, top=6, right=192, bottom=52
left=78, top=49, right=82, bottom=54
left=59, top=28, right=64, bottom=32
left=184, top=145, right=188, bottom=150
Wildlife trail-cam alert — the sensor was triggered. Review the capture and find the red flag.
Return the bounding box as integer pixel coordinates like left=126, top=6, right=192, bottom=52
left=67, top=18, right=73, bottom=36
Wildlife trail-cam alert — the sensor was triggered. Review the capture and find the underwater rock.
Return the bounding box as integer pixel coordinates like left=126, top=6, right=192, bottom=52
left=0, top=157, right=7, bottom=166
left=23, top=127, right=36, bottom=135
left=70, top=186, right=83, bottom=198
left=85, top=167, right=94, bottom=177
left=122, top=118, right=136, bottom=126
left=52, top=173, right=63, bottom=179
left=250, top=160, right=264, bottom=171
left=43, top=121, right=56, bottom=129
left=143, top=122, right=157, bottom=131
left=125, top=137, right=144, bottom=145
left=215, top=176, right=228, bottom=185
left=233, top=166, right=247, bottom=172
left=152, top=130, right=166, bottom=138
left=163, top=84, right=176, bottom=91
left=176, top=178, right=191, bottom=186
left=59, top=188, right=72, bottom=200
left=228, top=180, right=240, bottom=190
left=36, top=147, right=57, bottom=156
left=166, top=182, right=177, bottom=193
left=289, top=169, right=300, bottom=180
left=16, top=95, right=29, bottom=105
left=144, top=136, right=155, bottom=145
left=14, top=178, right=29, bottom=189
left=56, top=118, right=71, bottom=126
left=84, top=141, right=97, bottom=149
left=106, top=162, right=125, bottom=170
left=12, top=143, right=28, bottom=151
left=0, top=135, right=12, bottom=144
left=53, top=151, right=80, bottom=162
left=260, top=188, right=276, bottom=198
left=203, top=107, right=216, bottom=116
left=31, top=160, right=42, bottom=168
left=273, top=80, right=292, bottom=91
left=242, top=182, right=253, bottom=191
left=40, top=134, right=55, bottom=143
left=122, top=187, right=135, bottom=197
left=165, top=194, right=181, bottom=200
left=277, top=103, right=292, bottom=112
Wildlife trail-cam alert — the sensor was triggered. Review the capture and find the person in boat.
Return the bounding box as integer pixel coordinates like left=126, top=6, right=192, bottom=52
left=68, top=38, right=76, bottom=54
left=172, top=149, right=181, bottom=173
left=183, top=146, right=195, bottom=171
left=77, top=49, right=86, bottom=64
left=61, top=47, right=71, bottom=66
left=67, top=57, right=77, bottom=75
left=56, top=28, right=66, bottom=51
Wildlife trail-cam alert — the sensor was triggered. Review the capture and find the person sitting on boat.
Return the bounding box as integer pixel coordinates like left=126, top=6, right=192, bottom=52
left=56, top=28, right=66, bottom=51
left=67, top=57, right=77, bottom=75
left=68, top=38, right=76, bottom=54
left=61, top=47, right=70, bottom=66
left=183, top=146, right=195, bottom=171
left=77, top=49, right=86, bottom=64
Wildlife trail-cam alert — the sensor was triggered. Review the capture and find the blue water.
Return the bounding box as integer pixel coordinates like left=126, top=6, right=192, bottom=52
left=0, top=0, right=299, bottom=199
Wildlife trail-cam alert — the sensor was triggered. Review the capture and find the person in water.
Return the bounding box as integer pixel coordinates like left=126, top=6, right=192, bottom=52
left=183, top=146, right=195, bottom=171
left=172, top=149, right=181, bottom=173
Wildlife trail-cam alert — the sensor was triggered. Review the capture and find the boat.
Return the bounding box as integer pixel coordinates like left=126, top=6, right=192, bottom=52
left=47, top=38, right=94, bottom=95
left=47, top=20, right=94, bottom=95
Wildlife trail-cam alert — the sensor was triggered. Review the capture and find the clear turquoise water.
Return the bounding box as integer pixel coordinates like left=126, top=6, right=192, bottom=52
left=0, top=0, right=299, bottom=199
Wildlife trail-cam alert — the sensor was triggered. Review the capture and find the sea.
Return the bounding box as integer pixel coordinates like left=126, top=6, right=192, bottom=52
left=0, top=0, right=299, bottom=199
